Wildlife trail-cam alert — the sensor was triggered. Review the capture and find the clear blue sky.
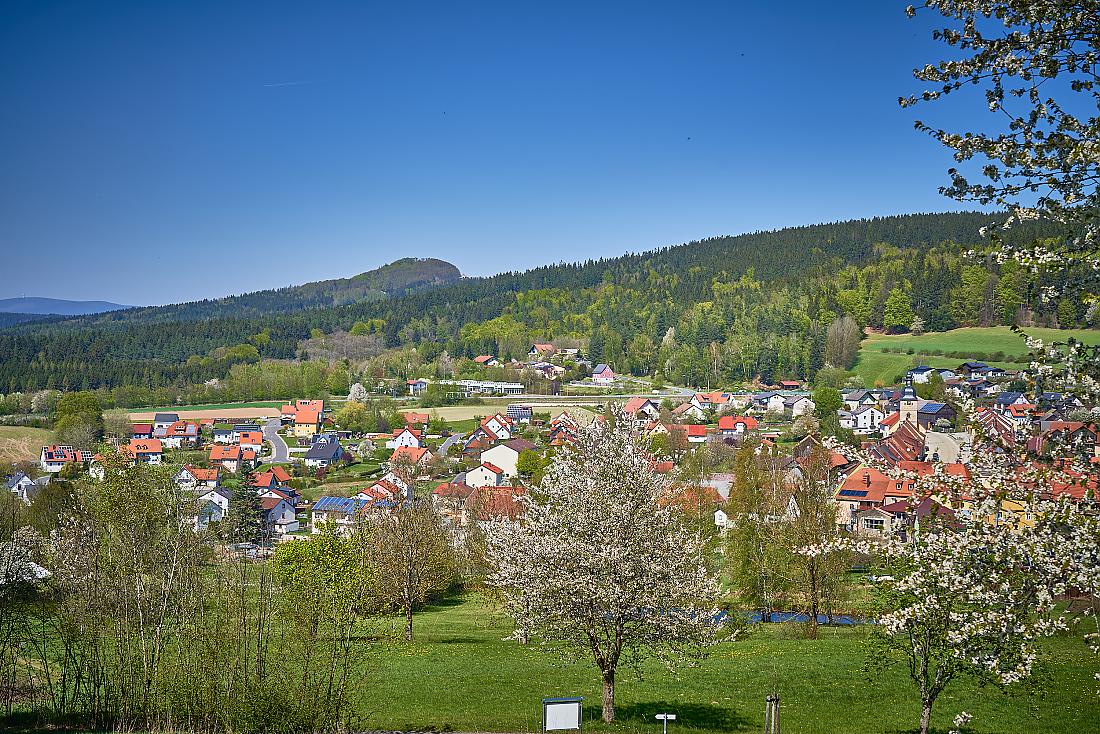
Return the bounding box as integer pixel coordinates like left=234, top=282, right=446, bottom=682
left=0, top=1, right=985, bottom=305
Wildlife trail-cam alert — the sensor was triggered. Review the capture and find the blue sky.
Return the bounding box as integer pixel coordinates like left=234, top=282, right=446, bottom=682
left=0, top=1, right=986, bottom=305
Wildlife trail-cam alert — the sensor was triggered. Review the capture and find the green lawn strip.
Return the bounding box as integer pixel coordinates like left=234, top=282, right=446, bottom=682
left=357, top=593, right=1098, bottom=734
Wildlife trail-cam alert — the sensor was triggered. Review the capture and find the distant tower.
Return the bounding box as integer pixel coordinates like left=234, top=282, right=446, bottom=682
left=899, top=375, right=920, bottom=425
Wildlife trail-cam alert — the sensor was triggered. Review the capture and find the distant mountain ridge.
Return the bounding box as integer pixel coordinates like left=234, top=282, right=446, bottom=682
left=82, top=257, right=462, bottom=325
left=0, top=297, right=131, bottom=315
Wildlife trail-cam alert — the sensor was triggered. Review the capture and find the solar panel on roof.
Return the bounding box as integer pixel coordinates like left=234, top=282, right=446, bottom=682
left=839, top=489, right=869, bottom=497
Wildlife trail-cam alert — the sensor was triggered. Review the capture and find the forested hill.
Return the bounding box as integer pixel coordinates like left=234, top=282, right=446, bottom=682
left=0, top=212, right=1071, bottom=394
left=76, top=257, right=463, bottom=325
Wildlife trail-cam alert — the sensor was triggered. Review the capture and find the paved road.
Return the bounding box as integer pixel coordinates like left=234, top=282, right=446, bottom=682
left=262, top=417, right=290, bottom=464
left=438, top=432, right=466, bottom=455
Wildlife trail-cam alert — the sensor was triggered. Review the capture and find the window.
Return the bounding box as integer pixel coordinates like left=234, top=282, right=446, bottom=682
left=863, top=518, right=885, bottom=531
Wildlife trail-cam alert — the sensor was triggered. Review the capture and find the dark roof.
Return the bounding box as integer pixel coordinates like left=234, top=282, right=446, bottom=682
left=305, top=435, right=342, bottom=460
left=917, top=402, right=948, bottom=414
left=154, top=413, right=179, bottom=422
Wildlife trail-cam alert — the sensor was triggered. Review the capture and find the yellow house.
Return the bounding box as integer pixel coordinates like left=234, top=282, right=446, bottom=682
left=289, top=399, right=324, bottom=438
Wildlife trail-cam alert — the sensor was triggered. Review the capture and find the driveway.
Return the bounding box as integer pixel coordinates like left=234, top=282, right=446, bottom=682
left=263, top=417, right=290, bottom=464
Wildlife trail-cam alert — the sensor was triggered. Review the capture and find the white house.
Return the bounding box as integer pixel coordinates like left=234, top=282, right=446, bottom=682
left=480, top=438, right=536, bottom=478
left=465, top=462, right=505, bottom=489
left=152, top=413, right=180, bottom=432
left=386, top=427, right=424, bottom=449
left=196, top=488, right=232, bottom=530
left=839, top=405, right=886, bottom=435
left=765, top=394, right=787, bottom=414
left=40, top=445, right=93, bottom=473
left=262, top=496, right=300, bottom=535
left=480, top=414, right=514, bottom=440
left=174, top=465, right=220, bottom=491
left=784, top=396, right=815, bottom=417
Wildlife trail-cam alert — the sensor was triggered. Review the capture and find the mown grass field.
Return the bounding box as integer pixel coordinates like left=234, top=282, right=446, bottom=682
left=0, top=425, right=53, bottom=465
left=126, top=401, right=283, bottom=414
left=357, top=593, right=1097, bottom=734
left=853, top=326, right=1100, bottom=386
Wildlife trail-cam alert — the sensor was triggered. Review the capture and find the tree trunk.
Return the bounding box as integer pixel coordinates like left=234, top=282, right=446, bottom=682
left=404, top=605, right=414, bottom=641
left=601, top=669, right=616, bottom=723
left=808, top=562, right=819, bottom=640
left=919, top=698, right=933, bottom=734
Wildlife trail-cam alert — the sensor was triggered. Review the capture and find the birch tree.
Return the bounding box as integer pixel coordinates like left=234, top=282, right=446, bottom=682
left=486, top=411, right=724, bottom=723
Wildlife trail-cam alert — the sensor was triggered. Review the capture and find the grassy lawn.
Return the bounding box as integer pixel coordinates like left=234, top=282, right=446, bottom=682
left=0, top=425, right=53, bottom=465
left=853, top=327, right=1100, bottom=386
left=359, top=593, right=1097, bottom=734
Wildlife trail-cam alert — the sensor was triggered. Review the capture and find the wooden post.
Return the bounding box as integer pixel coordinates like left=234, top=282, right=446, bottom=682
left=763, top=694, right=781, bottom=734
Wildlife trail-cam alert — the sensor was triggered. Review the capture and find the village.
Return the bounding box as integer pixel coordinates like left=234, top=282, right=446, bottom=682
left=12, top=343, right=1097, bottom=548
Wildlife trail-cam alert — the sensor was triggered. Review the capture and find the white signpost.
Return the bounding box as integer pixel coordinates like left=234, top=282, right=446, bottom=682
left=543, top=697, right=584, bottom=734
left=655, top=712, right=677, bottom=734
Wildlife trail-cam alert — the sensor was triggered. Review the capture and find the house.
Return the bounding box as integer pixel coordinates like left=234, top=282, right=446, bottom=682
left=528, top=343, right=557, bottom=359
left=784, top=395, right=815, bottom=417
left=285, top=400, right=324, bottom=437
left=152, top=413, right=180, bottom=432
left=6, top=472, right=48, bottom=504
left=765, top=393, right=787, bottom=414
left=213, top=427, right=235, bottom=444
left=623, top=397, right=661, bottom=421
left=718, top=415, right=758, bottom=435
left=853, top=507, right=897, bottom=536
left=387, top=427, right=424, bottom=449
left=375, top=469, right=412, bottom=495
left=506, top=404, right=534, bottom=424
left=388, top=445, right=435, bottom=470
left=473, top=355, right=500, bottom=367
left=131, top=423, right=153, bottom=439
left=993, top=392, right=1030, bottom=413
left=155, top=420, right=202, bottom=449
left=1006, top=404, right=1037, bottom=430
left=432, top=482, right=476, bottom=525
left=842, top=389, right=878, bottom=411
left=238, top=430, right=264, bottom=455
left=480, top=413, right=515, bottom=440
left=915, top=402, right=957, bottom=431
left=778, top=380, right=802, bottom=390
left=195, top=488, right=233, bottom=530
left=691, top=392, right=733, bottom=412
left=839, top=405, right=886, bottom=435
left=669, top=424, right=708, bottom=444
left=1027, top=422, right=1097, bottom=456
left=261, top=496, right=299, bottom=534
left=311, top=496, right=369, bottom=534
left=403, top=412, right=431, bottom=430
left=834, top=464, right=918, bottom=529
left=174, top=465, right=220, bottom=491
left=463, top=486, right=526, bottom=528
left=465, top=462, right=506, bottom=489
left=672, top=402, right=706, bottom=421
left=591, top=364, right=616, bottom=385
left=209, top=445, right=256, bottom=473
left=39, top=445, right=93, bottom=473
left=304, top=434, right=343, bottom=468
left=406, top=378, right=429, bottom=396
left=481, top=438, right=536, bottom=478
left=251, top=465, right=292, bottom=492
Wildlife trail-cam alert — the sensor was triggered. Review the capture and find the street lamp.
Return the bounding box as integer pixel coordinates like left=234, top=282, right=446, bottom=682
left=655, top=713, right=676, bottom=734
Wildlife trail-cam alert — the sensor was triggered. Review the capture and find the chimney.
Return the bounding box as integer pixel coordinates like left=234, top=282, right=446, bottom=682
left=864, top=472, right=871, bottom=487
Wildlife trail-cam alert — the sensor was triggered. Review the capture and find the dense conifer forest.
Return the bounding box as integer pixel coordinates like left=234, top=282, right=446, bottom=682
left=0, top=212, right=1075, bottom=395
